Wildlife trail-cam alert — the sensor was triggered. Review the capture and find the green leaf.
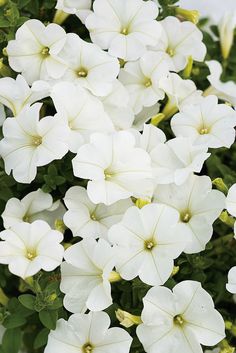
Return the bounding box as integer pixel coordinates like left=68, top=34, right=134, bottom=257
left=18, top=294, right=36, bottom=310
left=3, top=314, right=26, bottom=329
left=33, top=328, right=49, bottom=349
left=2, top=328, right=22, bottom=353
left=39, top=309, right=58, bottom=330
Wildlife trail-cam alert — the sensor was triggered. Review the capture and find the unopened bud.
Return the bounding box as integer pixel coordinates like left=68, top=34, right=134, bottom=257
left=116, top=309, right=142, bottom=328
left=183, top=56, right=193, bottom=79
left=175, top=7, right=200, bottom=24
left=53, top=9, right=69, bottom=25
left=212, top=178, right=228, bottom=194
left=151, top=113, right=165, bottom=126
left=135, top=198, right=151, bottom=209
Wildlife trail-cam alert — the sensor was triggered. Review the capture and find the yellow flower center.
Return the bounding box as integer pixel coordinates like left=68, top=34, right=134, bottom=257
left=199, top=127, right=209, bottom=135
left=82, top=343, right=93, bottom=353
left=77, top=69, right=88, bottom=78
left=174, top=315, right=185, bottom=326
left=91, top=213, right=97, bottom=221
left=41, top=47, right=50, bottom=56
left=167, top=47, right=175, bottom=57
left=32, top=136, right=42, bottom=147
left=144, top=239, right=156, bottom=251
left=181, top=211, right=191, bottom=223
left=121, top=28, right=128, bottom=35
left=144, top=78, right=152, bottom=88
left=26, top=250, right=36, bottom=261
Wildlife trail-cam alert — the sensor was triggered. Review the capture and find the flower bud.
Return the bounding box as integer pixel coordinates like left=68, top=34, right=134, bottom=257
left=116, top=309, right=142, bottom=328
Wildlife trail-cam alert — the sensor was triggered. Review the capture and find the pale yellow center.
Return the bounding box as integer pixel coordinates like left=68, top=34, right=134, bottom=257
left=144, top=78, right=152, bottom=88
left=121, top=28, right=128, bottom=35
left=26, top=250, right=36, bottom=260
left=41, top=47, right=50, bottom=56
left=77, top=69, right=88, bottom=78
left=199, top=127, right=209, bottom=135
left=181, top=211, right=191, bottom=223
left=82, top=343, right=93, bottom=353
left=167, top=47, right=174, bottom=57
left=144, top=239, right=156, bottom=251
left=174, top=315, right=185, bottom=326
left=32, top=136, right=42, bottom=147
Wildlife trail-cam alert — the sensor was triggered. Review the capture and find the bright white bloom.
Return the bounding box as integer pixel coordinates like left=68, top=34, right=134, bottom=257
left=171, top=95, right=236, bottom=148
left=56, top=0, right=92, bottom=23
left=2, top=189, right=65, bottom=229
left=45, top=311, right=132, bottom=353
left=139, top=123, right=166, bottom=152
left=0, top=104, right=5, bottom=126
left=64, top=186, right=132, bottom=239
left=108, top=203, right=186, bottom=285
left=227, top=266, right=236, bottom=293
left=151, top=137, right=210, bottom=185
left=159, top=73, right=202, bottom=118
left=205, top=349, right=220, bottom=353
left=226, top=183, right=236, bottom=236
left=57, top=33, right=119, bottom=96
left=154, top=175, right=225, bottom=253
left=60, top=238, right=116, bottom=312
left=150, top=16, right=206, bottom=72
left=0, top=103, right=69, bottom=183
left=72, top=131, right=153, bottom=205
left=219, top=12, right=236, bottom=59
left=132, top=103, right=160, bottom=130
left=119, top=51, right=170, bottom=114
left=206, top=61, right=236, bottom=107
left=85, top=0, right=162, bottom=61
left=0, top=75, right=49, bottom=117
left=100, top=80, right=135, bottom=130
left=51, top=81, right=114, bottom=152
left=7, top=20, right=67, bottom=84
left=137, top=281, right=225, bottom=353
left=0, top=220, right=64, bottom=279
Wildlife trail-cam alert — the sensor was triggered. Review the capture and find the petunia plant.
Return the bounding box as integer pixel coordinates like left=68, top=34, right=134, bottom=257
left=0, top=1, right=235, bottom=353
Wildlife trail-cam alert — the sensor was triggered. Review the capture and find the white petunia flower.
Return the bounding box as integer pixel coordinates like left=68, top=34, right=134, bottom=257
left=55, top=0, right=92, bottom=23
left=132, top=103, right=160, bottom=130
left=137, top=281, right=225, bottom=353
left=108, top=203, right=187, bottom=286
left=64, top=186, right=132, bottom=239
left=227, top=266, right=236, bottom=293
left=119, top=51, right=170, bottom=114
left=100, top=80, right=135, bottom=130
left=57, top=33, right=120, bottom=97
left=0, top=104, right=6, bottom=126
left=159, top=73, right=202, bottom=118
left=0, top=220, right=64, bottom=279
left=44, top=311, right=132, bottom=353
left=171, top=95, right=236, bottom=148
left=0, top=75, right=49, bottom=117
left=51, top=81, right=114, bottom=152
left=226, top=183, right=236, bottom=236
left=60, top=238, right=116, bottom=312
left=151, top=137, right=210, bottom=185
left=153, top=175, right=225, bottom=253
left=72, top=131, right=153, bottom=205
left=2, top=189, right=65, bottom=229
left=6, top=20, right=67, bottom=84
left=0, top=103, right=69, bottom=183
left=150, top=16, right=206, bottom=72
left=85, top=0, right=162, bottom=61
left=206, top=60, right=236, bottom=107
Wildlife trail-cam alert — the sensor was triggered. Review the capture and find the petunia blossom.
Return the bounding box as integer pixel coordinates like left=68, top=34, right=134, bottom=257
left=0, top=220, right=64, bottom=279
